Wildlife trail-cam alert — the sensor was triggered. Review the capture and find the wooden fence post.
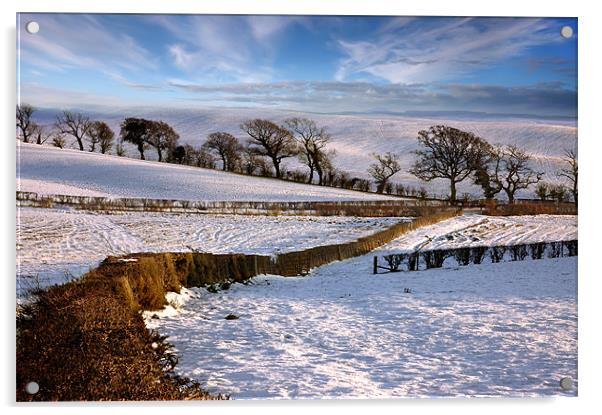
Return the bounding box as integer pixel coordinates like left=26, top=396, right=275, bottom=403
left=373, top=256, right=378, bottom=274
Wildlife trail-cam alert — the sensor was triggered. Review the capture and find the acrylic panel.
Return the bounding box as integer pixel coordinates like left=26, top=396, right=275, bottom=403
left=16, top=13, right=578, bottom=401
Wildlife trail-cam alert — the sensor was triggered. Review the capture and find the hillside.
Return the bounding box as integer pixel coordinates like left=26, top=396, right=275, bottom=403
left=17, top=143, right=399, bottom=202
left=31, top=106, right=577, bottom=198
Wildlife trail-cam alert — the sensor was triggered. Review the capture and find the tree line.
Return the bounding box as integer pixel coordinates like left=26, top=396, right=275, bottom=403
left=407, top=125, right=577, bottom=205
left=16, top=104, right=577, bottom=204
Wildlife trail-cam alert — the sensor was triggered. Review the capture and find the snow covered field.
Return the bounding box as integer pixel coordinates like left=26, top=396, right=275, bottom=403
left=17, top=178, right=113, bottom=197
left=17, top=143, right=398, bottom=202
left=377, top=214, right=577, bottom=255
left=145, top=213, right=577, bottom=399
left=146, top=256, right=577, bottom=399
left=16, top=207, right=400, bottom=295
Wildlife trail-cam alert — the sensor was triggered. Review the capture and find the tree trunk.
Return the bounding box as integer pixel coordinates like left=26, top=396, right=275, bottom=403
left=273, top=158, right=281, bottom=178
left=138, top=144, right=145, bottom=160
left=376, top=180, right=386, bottom=194
left=157, top=148, right=163, bottom=162
left=307, top=167, right=314, bottom=184
left=315, top=164, right=324, bottom=185
left=506, top=189, right=515, bottom=204
left=76, top=136, right=84, bottom=151
left=449, top=180, right=457, bottom=203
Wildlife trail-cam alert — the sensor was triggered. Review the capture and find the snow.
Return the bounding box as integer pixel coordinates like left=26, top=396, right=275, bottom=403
left=17, top=178, right=112, bottom=197
left=146, top=288, right=199, bottom=319
left=17, top=143, right=399, bottom=202
left=16, top=207, right=401, bottom=295
left=144, top=213, right=577, bottom=399
left=17, top=104, right=578, bottom=397
left=145, top=255, right=577, bottom=399
left=376, top=214, right=577, bottom=255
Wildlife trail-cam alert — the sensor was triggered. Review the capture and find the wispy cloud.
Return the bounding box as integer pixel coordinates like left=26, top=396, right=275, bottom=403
left=168, top=44, right=194, bottom=70
left=19, top=14, right=157, bottom=79
left=152, top=15, right=303, bottom=83
left=335, top=17, right=563, bottom=84
left=246, top=15, right=306, bottom=42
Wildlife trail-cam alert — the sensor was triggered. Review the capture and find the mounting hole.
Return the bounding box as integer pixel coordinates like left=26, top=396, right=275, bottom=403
left=560, top=26, right=573, bottom=39
left=25, top=381, right=39, bottom=395
left=25, top=21, right=40, bottom=34
left=560, top=377, right=573, bottom=391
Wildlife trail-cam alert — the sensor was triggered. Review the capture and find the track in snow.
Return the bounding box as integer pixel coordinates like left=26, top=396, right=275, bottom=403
left=146, top=255, right=577, bottom=399
left=16, top=207, right=401, bottom=295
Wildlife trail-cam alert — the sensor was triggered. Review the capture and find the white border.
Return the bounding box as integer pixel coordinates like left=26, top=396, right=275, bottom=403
left=2, top=1, right=600, bottom=415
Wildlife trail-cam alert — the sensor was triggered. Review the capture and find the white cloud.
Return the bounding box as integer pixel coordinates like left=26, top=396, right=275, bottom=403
left=152, top=15, right=300, bottom=83
left=169, top=44, right=194, bottom=69
left=335, top=17, right=562, bottom=84
left=19, top=14, right=157, bottom=78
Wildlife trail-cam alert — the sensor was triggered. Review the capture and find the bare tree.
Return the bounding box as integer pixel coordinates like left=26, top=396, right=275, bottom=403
left=115, top=140, right=126, bottom=157
left=87, top=121, right=115, bottom=153
left=98, top=122, right=115, bottom=154
left=51, top=134, right=66, bottom=149
left=240, top=146, right=260, bottom=175
left=170, top=145, right=187, bottom=164
left=120, top=118, right=150, bottom=160
left=410, top=125, right=490, bottom=203
left=241, top=119, right=297, bottom=178
left=368, top=152, right=402, bottom=193
left=88, top=129, right=100, bottom=152
left=180, top=144, right=195, bottom=165
left=192, top=146, right=216, bottom=169
left=202, top=132, right=242, bottom=171
left=473, top=145, right=503, bottom=200
left=55, top=111, right=92, bottom=151
left=31, top=124, right=50, bottom=145
left=17, top=104, right=38, bottom=143
left=535, top=182, right=550, bottom=201
left=147, top=121, right=179, bottom=162
left=285, top=118, right=332, bottom=184
left=494, top=145, right=543, bottom=204
left=558, top=147, right=578, bottom=205
left=549, top=183, right=568, bottom=202
left=314, top=149, right=336, bottom=186
left=354, top=178, right=371, bottom=192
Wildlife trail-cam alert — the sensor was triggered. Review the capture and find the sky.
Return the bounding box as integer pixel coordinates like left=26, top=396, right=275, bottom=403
left=17, top=14, right=577, bottom=117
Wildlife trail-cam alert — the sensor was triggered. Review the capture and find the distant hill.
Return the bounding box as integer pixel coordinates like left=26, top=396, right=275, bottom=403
left=28, top=106, right=577, bottom=198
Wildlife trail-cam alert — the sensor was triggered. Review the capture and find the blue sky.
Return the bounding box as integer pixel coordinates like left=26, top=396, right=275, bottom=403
left=17, top=14, right=577, bottom=117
